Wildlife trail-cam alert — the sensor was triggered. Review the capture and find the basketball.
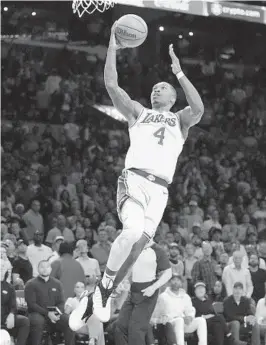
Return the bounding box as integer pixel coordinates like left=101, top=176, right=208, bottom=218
left=115, top=14, right=148, bottom=48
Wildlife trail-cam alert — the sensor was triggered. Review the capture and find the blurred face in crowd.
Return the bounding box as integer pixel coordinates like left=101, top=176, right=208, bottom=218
left=61, top=190, right=70, bottom=201
left=219, top=252, right=229, bottom=266
left=106, top=226, right=117, bottom=242
left=76, top=240, right=88, bottom=254
left=38, top=261, right=51, bottom=278
left=212, top=230, right=221, bottom=242
left=233, top=251, right=243, bottom=268
left=227, top=213, right=236, bottom=224
left=202, top=242, right=212, bottom=257
left=170, top=276, right=183, bottom=292
left=186, top=243, right=195, bottom=257
left=17, top=241, right=27, bottom=255
left=33, top=231, right=43, bottom=246
left=178, top=216, right=187, bottom=228
left=195, top=285, right=206, bottom=299
left=74, top=282, right=85, bottom=298
left=31, top=200, right=40, bottom=213
left=53, top=201, right=62, bottom=213
left=225, top=203, right=233, bottom=213
left=10, top=221, right=20, bottom=237
left=169, top=246, right=179, bottom=259
left=233, top=285, right=243, bottom=300
left=166, top=232, right=175, bottom=244
left=76, top=227, right=85, bottom=240
left=98, top=230, right=108, bottom=243
left=211, top=210, right=219, bottom=221
left=192, top=225, right=201, bottom=236
left=61, top=176, right=68, bottom=186
left=57, top=215, right=66, bottom=229
left=242, top=214, right=250, bottom=224
left=249, top=254, right=259, bottom=268
left=150, top=82, right=176, bottom=109
left=213, top=281, right=223, bottom=295
left=192, top=235, right=202, bottom=247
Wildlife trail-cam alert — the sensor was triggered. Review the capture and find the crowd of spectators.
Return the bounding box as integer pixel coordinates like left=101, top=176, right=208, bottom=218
left=1, top=13, right=266, bottom=345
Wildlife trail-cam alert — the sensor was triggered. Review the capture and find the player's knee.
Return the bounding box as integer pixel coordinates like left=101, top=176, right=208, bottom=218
left=117, top=226, right=143, bottom=247
left=120, top=199, right=145, bottom=241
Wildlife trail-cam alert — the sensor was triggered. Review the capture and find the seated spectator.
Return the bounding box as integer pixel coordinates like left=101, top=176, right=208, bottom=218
left=26, top=230, right=52, bottom=277
left=0, top=243, right=12, bottom=283
left=90, top=228, right=111, bottom=274
left=25, top=260, right=75, bottom=345
left=255, top=282, right=266, bottom=344
left=57, top=176, right=77, bottom=201
left=223, top=282, right=260, bottom=345
left=48, top=236, right=64, bottom=264
left=22, top=199, right=44, bottom=243
left=45, top=215, right=75, bottom=245
left=209, top=227, right=224, bottom=258
left=210, top=280, right=227, bottom=302
left=191, top=241, right=217, bottom=294
left=249, top=253, right=266, bottom=303
left=64, top=281, right=104, bottom=345
left=51, top=242, right=85, bottom=299
left=12, top=239, right=33, bottom=286
left=192, top=281, right=242, bottom=345
left=169, top=243, right=184, bottom=276
left=152, top=275, right=207, bottom=345
left=75, top=239, right=101, bottom=293
left=184, top=243, right=197, bottom=295
left=1, top=265, right=30, bottom=345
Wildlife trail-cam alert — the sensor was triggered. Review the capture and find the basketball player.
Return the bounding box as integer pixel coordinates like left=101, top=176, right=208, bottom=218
left=69, top=22, right=204, bottom=328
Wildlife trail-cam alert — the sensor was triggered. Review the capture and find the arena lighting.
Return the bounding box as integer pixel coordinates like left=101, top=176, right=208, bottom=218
left=159, top=26, right=164, bottom=31
left=178, top=34, right=183, bottom=39
left=31, top=11, right=36, bottom=16
left=189, top=31, right=193, bottom=36
left=3, top=7, right=8, bottom=11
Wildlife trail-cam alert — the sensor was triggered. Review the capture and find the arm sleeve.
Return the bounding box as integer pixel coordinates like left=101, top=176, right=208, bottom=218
left=24, top=281, right=48, bottom=316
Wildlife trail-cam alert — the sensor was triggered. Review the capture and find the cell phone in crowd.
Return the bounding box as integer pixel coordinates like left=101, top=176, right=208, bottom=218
left=47, top=307, right=62, bottom=316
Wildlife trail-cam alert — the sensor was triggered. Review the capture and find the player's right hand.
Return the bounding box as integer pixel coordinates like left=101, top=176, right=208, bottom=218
left=109, top=22, right=124, bottom=50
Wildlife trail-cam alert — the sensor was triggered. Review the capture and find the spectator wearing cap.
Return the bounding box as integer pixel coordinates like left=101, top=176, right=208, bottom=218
left=184, top=201, right=203, bottom=234
left=75, top=239, right=101, bottom=293
left=191, top=242, right=217, bottom=294
left=115, top=239, right=172, bottom=345
left=169, top=243, right=184, bottom=276
left=152, top=275, right=207, bottom=345
left=27, top=230, right=52, bottom=277
left=22, top=199, right=44, bottom=243
left=48, top=236, right=64, bottom=264
left=90, top=228, right=111, bottom=274
left=0, top=243, right=12, bottom=283
left=222, top=251, right=253, bottom=298
left=223, top=282, right=260, bottom=345
left=249, top=253, right=266, bottom=303
left=192, top=281, right=241, bottom=345
left=51, top=242, right=85, bottom=299
left=1, top=263, right=30, bottom=345
left=45, top=215, right=75, bottom=245
left=25, top=260, right=75, bottom=345
left=12, top=239, right=33, bottom=285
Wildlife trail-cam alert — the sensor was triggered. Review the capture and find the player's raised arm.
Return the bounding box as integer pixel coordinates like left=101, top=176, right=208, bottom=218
left=169, top=44, right=204, bottom=129
left=104, top=22, right=142, bottom=126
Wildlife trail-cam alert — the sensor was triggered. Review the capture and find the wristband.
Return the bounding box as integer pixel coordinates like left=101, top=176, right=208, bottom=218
left=176, top=71, right=184, bottom=80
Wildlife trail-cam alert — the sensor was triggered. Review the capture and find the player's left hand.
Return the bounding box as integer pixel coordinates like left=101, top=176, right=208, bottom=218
left=109, top=22, right=124, bottom=50
left=169, top=44, right=182, bottom=75
left=142, top=284, right=157, bottom=297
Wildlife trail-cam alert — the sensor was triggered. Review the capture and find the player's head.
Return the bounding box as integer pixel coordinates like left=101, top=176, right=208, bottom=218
left=151, top=82, right=177, bottom=109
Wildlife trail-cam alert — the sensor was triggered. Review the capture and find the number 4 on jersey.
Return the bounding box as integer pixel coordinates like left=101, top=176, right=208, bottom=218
left=153, top=127, right=165, bottom=145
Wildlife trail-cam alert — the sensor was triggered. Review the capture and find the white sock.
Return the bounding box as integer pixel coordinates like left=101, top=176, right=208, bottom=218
left=101, top=273, right=115, bottom=289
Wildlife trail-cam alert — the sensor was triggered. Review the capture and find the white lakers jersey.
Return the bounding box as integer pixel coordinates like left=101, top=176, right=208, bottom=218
left=125, top=108, right=185, bottom=183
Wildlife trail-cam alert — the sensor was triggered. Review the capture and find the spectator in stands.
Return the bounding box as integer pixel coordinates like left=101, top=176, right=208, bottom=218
left=210, top=280, right=227, bottom=302
left=184, top=200, right=203, bottom=233
left=192, top=281, right=242, bottom=345
left=223, top=282, right=260, bottom=345
left=57, top=176, right=77, bottom=201
left=222, top=251, right=253, bottom=298
left=75, top=239, right=101, bottom=291
left=255, top=282, right=266, bottom=344
left=64, top=281, right=104, bottom=345
left=46, top=201, right=62, bottom=231
left=191, top=241, right=217, bottom=294
left=1, top=264, right=30, bottom=345
left=59, top=190, right=72, bottom=214
left=90, top=228, right=111, bottom=274
left=12, top=239, right=33, bottom=285
left=51, top=241, right=85, bottom=299
left=202, top=209, right=222, bottom=234
left=168, top=243, right=184, bottom=276
left=249, top=253, right=266, bottom=303
left=22, top=199, right=44, bottom=242
left=27, top=230, right=52, bottom=277
left=152, top=275, right=207, bottom=345
left=45, top=214, right=75, bottom=245
left=48, top=235, right=64, bottom=264
left=25, top=260, right=75, bottom=345
left=184, top=243, right=197, bottom=295
left=1, top=242, right=12, bottom=283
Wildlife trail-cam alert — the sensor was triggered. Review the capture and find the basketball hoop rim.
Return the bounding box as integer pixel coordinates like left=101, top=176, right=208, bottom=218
left=72, top=0, right=116, bottom=17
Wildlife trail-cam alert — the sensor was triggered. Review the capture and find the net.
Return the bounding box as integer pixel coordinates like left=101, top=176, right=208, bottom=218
left=72, top=0, right=115, bottom=17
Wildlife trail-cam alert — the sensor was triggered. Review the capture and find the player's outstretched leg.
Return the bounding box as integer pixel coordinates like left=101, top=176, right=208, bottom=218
left=93, top=199, right=147, bottom=322
left=69, top=291, right=94, bottom=331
